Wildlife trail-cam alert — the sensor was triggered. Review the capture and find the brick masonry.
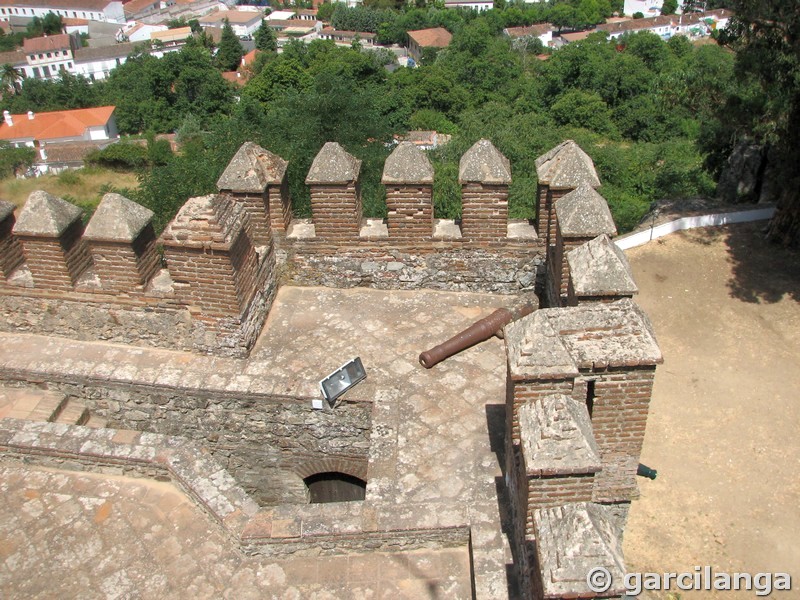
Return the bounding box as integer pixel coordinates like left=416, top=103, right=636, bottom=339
left=461, top=183, right=509, bottom=242
left=17, top=221, right=92, bottom=290
left=87, top=225, right=161, bottom=293
left=0, top=207, right=24, bottom=279
left=385, top=185, right=434, bottom=240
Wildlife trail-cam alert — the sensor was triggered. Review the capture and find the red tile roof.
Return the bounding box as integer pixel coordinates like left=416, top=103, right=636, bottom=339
left=0, top=106, right=116, bottom=142
left=23, top=34, right=76, bottom=54
left=505, top=23, right=552, bottom=39
left=407, top=28, right=452, bottom=48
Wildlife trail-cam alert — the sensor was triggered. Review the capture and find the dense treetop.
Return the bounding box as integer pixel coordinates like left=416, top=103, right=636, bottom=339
left=5, top=2, right=791, bottom=244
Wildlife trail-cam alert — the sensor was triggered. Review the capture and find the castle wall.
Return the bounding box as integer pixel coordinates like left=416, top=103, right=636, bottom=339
left=0, top=209, right=24, bottom=279
left=0, top=377, right=371, bottom=507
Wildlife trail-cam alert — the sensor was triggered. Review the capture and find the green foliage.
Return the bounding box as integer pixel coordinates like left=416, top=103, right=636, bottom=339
left=26, top=12, right=64, bottom=38
left=660, top=0, right=678, bottom=15
left=0, top=30, right=25, bottom=52
left=0, top=143, right=35, bottom=178
left=254, top=19, right=278, bottom=52
left=316, top=2, right=336, bottom=22
left=216, top=19, right=245, bottom=71
left=86, top=142, right=150, bottom=170
left=550, top=89, right=618, bottom=136
left=3, top=72, right=100, bottom=114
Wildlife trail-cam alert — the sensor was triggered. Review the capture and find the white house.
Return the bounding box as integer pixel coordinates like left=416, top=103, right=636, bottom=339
left=73, top=42, right=137, bottom=81
left=0, top=0, right=125, bottom=24
left=0, top=106, right=118, bottom=149
left=198, top=9, right=264, bottom=38
left=444, top=0, right=494, bottom=11
left=504, top=23, right=554, bottom=48
left=117, top=22, right=168, bottom=43
left=20, top=34, right=78, bottom=81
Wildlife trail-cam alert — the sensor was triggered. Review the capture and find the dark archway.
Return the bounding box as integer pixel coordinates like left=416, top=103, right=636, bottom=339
left=304, top=472, right=366, bottom=503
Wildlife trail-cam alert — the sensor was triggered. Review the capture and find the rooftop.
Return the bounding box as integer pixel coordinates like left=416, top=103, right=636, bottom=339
left=0, top=106, right=116, bottom=143
left=504, top=23, right=552, bottom=38
left=199, top=9, right=264, bottom=24
left=407, top=27, right=452, bottom=48
left=0, top=0, right=116, bottom=9
left=22, top=33, right=76, bottom=54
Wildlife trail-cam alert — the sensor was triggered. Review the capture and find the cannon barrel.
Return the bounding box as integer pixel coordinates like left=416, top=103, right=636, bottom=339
left=419, top=298, right=536, bottom=369
left=637, top=463, right=657, bottom=480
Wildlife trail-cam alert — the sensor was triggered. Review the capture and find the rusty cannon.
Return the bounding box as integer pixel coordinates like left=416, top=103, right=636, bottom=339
left=419, top=296, right=537, bottom=369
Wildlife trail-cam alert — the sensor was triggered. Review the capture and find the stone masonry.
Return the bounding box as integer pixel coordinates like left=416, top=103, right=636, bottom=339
left=459, top=139, right=512, bottom=242
left=216, top=141, right=290, bottom=245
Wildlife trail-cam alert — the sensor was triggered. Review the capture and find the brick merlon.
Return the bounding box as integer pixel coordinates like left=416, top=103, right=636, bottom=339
left=12, top=190, right=83, bottom=237
left=458, top=139, right=511, bottom=184
left=84, top=193, right=154, bottom=243
left=381, top=141, right=434, bottom=185
left=217, top=141, right=288, bottom=193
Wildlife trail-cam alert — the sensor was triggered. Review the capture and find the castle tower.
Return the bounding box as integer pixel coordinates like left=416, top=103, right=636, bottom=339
left=83, top=193, right=160, bottom=294
left=566, top=234, right=637, bottom=305
left=306, top=142, right=362, bottom=241
left=12, top=191, right=92, bottom=290
left=0, top=200, right=25, bottom=280
left=381, top=141, right=434, bottom=240
left=459, top=139, right=511, bottom=242
left=160, top=194, right=260, bottom=317
left=217, top=142, right=290, bottom=245
left=535, top=141, right=600, bottom=247
left=549, top=183, right=617, bottom=306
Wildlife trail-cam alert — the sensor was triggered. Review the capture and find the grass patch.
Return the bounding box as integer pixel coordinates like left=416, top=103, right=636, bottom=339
left=0, top=167, right=140, bottom=215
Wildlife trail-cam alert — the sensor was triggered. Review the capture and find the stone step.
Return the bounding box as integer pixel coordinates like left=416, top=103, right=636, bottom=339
left=53, top=399, right=90, bottom=426
left=84, top=414, right=109, bottom=429
left=0, top=387, right=68, bottom=422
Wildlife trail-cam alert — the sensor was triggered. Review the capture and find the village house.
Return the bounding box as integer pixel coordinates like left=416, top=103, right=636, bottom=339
left=20, top=33, right=78, bottom=81
left=0, top=106, right=118, bottom=149
left=406, top=27, right=452, bottom=63
left=198, top=9, right=264, bottom=38
left=504, top=23, right=554, bottom=48
left=0, top=0, right=125, bottom=24
left=318, top=27, right=376, bottom=46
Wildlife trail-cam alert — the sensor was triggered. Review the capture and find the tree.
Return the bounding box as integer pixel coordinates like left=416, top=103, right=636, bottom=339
left=660, top=0, right=678, bottom=15
left=715, top=0, right=800, bottom=246
left=253, top=19, right=277, bottom=52
left=1, top=64, right=22, bottom=97
left=216, top=19, right=244, bottom=71
left=26, top=12, right=64, bottom=38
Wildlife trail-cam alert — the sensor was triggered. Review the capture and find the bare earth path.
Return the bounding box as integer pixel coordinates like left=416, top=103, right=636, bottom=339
left=623, top=223, right=800, bottom=598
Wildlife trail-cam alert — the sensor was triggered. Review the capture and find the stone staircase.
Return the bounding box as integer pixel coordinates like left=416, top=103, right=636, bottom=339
left=0, top=386, right=107, bottom=428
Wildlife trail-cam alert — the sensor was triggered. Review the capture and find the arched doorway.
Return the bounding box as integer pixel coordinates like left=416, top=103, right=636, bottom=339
left=304, top=472, right=367, bottom=503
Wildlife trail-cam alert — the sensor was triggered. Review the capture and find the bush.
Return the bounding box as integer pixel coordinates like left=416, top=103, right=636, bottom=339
left=86, top=142, right=149, bottom=170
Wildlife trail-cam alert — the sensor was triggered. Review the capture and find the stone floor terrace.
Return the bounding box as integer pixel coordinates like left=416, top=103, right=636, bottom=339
left=0, top=286, right=519, bottom=599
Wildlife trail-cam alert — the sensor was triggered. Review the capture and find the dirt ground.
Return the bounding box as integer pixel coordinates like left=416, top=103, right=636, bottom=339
left=622, top=222, right=800, bottom=598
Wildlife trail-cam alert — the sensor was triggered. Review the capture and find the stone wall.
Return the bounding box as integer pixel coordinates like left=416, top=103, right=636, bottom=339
left=0, top=377, right=372, bottom=506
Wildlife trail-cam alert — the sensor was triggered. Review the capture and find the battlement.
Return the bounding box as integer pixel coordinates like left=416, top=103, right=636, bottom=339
left=0, top=139, right=546, bottom=356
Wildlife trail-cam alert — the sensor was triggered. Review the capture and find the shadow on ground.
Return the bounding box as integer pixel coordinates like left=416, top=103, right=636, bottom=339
left=684, top=221, right=800, bottom=304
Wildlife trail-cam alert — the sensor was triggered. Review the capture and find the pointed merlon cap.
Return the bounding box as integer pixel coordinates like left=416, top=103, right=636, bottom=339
left=381, top=141, right=434, bottom=184
left=84, top=193, right=154, bottom=242
left=0, top=199, right=15, bottom=221
left=13, top=190, right=83, bottom=237
left=217, top=141, right=288, bottom=193
left=533, top=502, right=626, bottom=598
left=535, top=140, right=601, bottom=189
left=567, top=234, right=638, bottom=297
left=305, top=142, right=361, bottom=185
left=160, top=194, right=248, bottom=250
left=519, top=394, right=601, bottom=476
left=554, top=182, right=617, bottom=238
left=459, top=139, right=511, bottom=184
left=506, top=311, right=580, bottom=380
